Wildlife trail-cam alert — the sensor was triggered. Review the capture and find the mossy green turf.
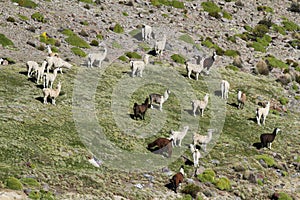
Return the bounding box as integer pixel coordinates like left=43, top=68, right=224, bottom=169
left=0, top=62, right=299, bottom=198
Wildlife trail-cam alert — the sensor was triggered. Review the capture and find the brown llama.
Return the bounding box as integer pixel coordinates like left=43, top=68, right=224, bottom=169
left=237, top=90, right=246, bottom=109
left=170, top=165, right=185, bottom=193
left=147, top=138, right=173, bottom=158
left=133, top=97, right=150, bottom=120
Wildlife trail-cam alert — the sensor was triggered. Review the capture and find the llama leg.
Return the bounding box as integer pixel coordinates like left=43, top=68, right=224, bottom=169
left=195, top=73, right=199, bottom=80
left=159, top=102, right=163, bottom=111
left=188, top=71, right=191, bottom=79
left=269, top=142, right=272, bottom=149
left=43, top=96, right=48, bottom=104
left=257, top=115, right=261, bottom=126
left=262, top=115, right=266, bottom=125
left=201, top=109, right=203, bottom=117
left=52, top=98, right=56, bottom=105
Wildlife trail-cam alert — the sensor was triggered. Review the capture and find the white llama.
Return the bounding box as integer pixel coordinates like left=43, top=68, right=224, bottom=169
left=221, top=80, right=230, bottom=100
left=142, top=24, right=153, bottom=41
left=189, top=144, right=201, bottom=167
left=185, top=60, right=204, bottom=80
left=149, top=89, right=170, bottom=111
left=191, top=94, right=209, bottom=117
left=46, top=56, right=72, bottom=73
left=32, top=61, right=47, bottom=84
left=26, top=61, right=39, bottom=77
left=256, top=101, right=270, bottom=126
left=193, top=129, right=213, bottom=152
left=154, top=34, right=167, bottom=56
left=130, top=54, right=150, bottom=77
left=43, top=67, right=62, bottom=88
left=87, top=43, right=107, bottom=68
left=46, top=45, right=59, bottom=57
left=169, top=126, right=189, bottom=147
left=43, top=82, right=62, bottom=105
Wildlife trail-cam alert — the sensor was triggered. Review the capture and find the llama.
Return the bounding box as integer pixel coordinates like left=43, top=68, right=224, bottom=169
left=203, top=51, right=217, bottom=74
left=87, top=43, right=107, bottom=68
left=133, top=97, right=150, bottom=120
left=154, top=34, right=167, bottom=56
left=43, top=82, right=61, bottom=105
left=130, top=54, right=150, bottom=77
left=170, top=165, right=185, bottom=193
left=256, top=101, right=270, bottom=126
left=189, top=144, right=201, bottom=167
left=147, top=138, right=173, bottom=158
left=260, top=128, right=280, bottom=149
left=149, top=89, right=170, bottom=111
left=185, top=60, right=204, bottom=80
left=169, top=126, right=189, bottom=147
left=191, top=93, right=209, bottom=117
left=46, top=56, right=72, bottom=73
left=43, top=67, right=62, bottom=88
left=26, top=61, right=39, bottom=77
left=237, top=90, right=247, bottom=109
left=46, top=45, right=59, bottom=57
left=142, top=24, right=153, bottom=41
left=31, top=61, right=47, bottom=84
left=193, top=129, right=213, bottom=152
left=220, top=80, right=230, bottom=100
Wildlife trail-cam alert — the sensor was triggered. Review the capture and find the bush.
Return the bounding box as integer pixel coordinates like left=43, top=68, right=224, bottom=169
left=282, top=20, right=300, bottom=31
left=90, top=40, right=99, bottom=46
left=12, top=0, right=38, bottom=8
left=256, top=60, right=269, bottom=75
left=118, top=55, right=128, bottom=62
left=214, top=177, right=231, bottom=191
left=222, top=11, right=232, bottom=20
left=197, top=169, right=216, bottom=183
left=6, top=17, right=16, bottom=23
left=28, top=191, right=41, bottom=200
left=71, top=47, right=87, bottom=57
left=279, top=97, right=289, bottom=105
left=65, top=33, right=90, bottom=48
left=113, top=23, right=124, bottom=33
left=257, top=6, right=273, bottom=13
left=258, top=16, right=273, bottom=28
left=18, top=14, right=29, bottom=21
left=272, top=24, right=286, bottom=35
left=278, top=192, right=293, bottom=200
left=5, top=177, right=23, bottom=190
left=20, top=178, right=40, bottom=187
left=265, top=56, right=289, bottom=70
left=31, top=12, right=46, bottom=23
left=201, top=1, right=221, bottom=15
left=125, top=52, right=142, bottom=59
left=224, top=50, right=239, bottom=57
left=252, top=24, right=269, bottom=38
left=255, top=154, right=276, bottom=167
left=0, top=34, right=14, bottom=47
left=181, top=184, right=201, bottom=198
left=226, top=65, right=239, bottom=71
left=171, top=54, right=186, bottom=64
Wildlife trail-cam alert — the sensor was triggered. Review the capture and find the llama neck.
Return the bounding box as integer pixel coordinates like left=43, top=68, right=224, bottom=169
left=207, top=132, right=212, bottom=140
left=163, top=90, right=169, bottom=101
left=238, top=91, right=242, bottom=100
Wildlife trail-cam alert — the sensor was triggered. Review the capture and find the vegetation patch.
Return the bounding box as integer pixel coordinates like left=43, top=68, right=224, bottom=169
left=181, top=184, right=201, bottom=198
left=118, top=55, right=128, bottom=62
left=151, top=0, right=185, bottom=9
left=279, top=97, right=289, bottom=105
left=71, top=47, right=87, bottom=57
left=171, top=54, right=186, bottom=64
left=226, top=65, right=239, bottom=71
left=179, top=34, right=195, bottom=44
left=282, top=19, right=300, bottom=31
left=257, top=6, right=274, bottom=13
left=278, top=192, right=293, bottom=200
left=31, top=12, right=46, bottom=23
left=5, top=177, right=23, bottom=190
left=17, top=14, right=29, bottom=21
left=20, top=177, right=40, bottom=187
left=201, top=1, right=231, bottom=19
left=11, top=0, right=38, bottom=8
left=265, top=55, right=289, bottom=70
left=224, top=50, right=239, bottom=57
left=214, top=177, right=231, bottom=191
left=40, top=32, right=57, bottom=45
left=201, top=37, right=224, bottom=55
left=125, top=52, right=142, bottom=59
left=197, top=169, right=216, bottom=183
left=0, top=34, right=14, bottom=47
left=113, top=23, right=124, bottom=34
left=255, top=154, right=276, bottom=167
left=62, top=29, right=90, bottom=48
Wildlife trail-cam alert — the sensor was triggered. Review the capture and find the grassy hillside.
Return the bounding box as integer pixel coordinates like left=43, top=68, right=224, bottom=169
left=0, top=61, right=299, bottom=199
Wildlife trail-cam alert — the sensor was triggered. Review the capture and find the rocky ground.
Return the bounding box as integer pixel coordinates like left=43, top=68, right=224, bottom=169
left=0, top=0, right=300, bottom=199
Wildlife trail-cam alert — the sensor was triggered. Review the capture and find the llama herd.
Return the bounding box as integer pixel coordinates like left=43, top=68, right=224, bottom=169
left=26, top=45, right=72, bottom=105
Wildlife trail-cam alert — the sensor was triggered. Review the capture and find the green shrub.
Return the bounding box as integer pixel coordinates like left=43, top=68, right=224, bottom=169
left=257, top=6, right=274, bottom=13
left=125, top=52, right=142, bottom=59
left=17, top=14, right=29, bottom=21
left=40, top=33, right=57, bottom=45
left=118, top=55, right=128, bottom=62
left=256, top=60, right=269, bottom=75
left=31, top=12, right=46, bottom=23
left=96, top=34, right=103, bottom=40
left=279, top=97, right=289, bottom=105
left=222, top=11, right=232, bottom=20
left=250, top=41, right=266, bottom=52
left=61, top=29, right=74, bottom=36
left=179, top=34, right=194, bottom=44
left=79, top=0, right=93, bottom=3
left=0, top=34, right=14, bottom=47
left=90, top=40, right=99, bottom=46
left=257, top=179, right=264, bottom=186
left=252, top=24, right=269, bottom=38
left=288, top=39, right=300, bottom=49
left=255, top=154, right=276, bottom=167
left=7, top=17, right=16, bottom=23
left=278, top=192, right=293, bottom=200
left=80, top=21, right=89, bottom=26
left=258, top=16, right=273, bottom=28
left=226, top=65, right=239, bottom=71
left=65, top=34, right=90, bottom=48
left=5, top=177, right=23, bottom=190
left=172, top=0, right=185, bottom=9
left=227, top=35, right=237, bottom=43
left=113, top=23, right=124, bottom=33
left=181, top=184, right=201, bottom=198
left=20, top=178, right=40, bottom=187
left=28, top=191, right=41, bottom=200
left=197, top=169, right=216, bottom=183
left=244, top=25, right=252, bottom=32
left=71, top=47, right=87, bottom=57
left=201, top=38, right=215, bottom=48
left=176, top=194, right=193, bottom=200
left=201, top=1, right=221, bottom=15
left=224, top=50, right=239, bottom=57
left=265, top=56, right=289, bottom=70
left=214, top=177, right=231, bottom=191
left=122, top=12, right=128, bottom=16
left=282, top=19, right=300, bottom=31
left=12, top=0, right=38, bottom=8
left=272, top=24, right=286, bottom=35
left=295, top=95, right=300, bottom=100
left=138, top=43, right=150, bottom=51
left=292, top=83, right=299, bottom=90
left=171, top=54, right=186, bottom=64
left=150, top=0, right=185, bottom=9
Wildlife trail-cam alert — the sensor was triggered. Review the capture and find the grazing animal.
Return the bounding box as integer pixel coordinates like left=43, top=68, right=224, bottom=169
left=220, top=80, right=230, bottom=100
left=43, top=67, right=62, bottom=88
left=43, top=82, right=61, bottom=105
left=185, top=60, right=204, bottom=80
left=130, top=54, right=150, bottom=77
left=191, top=94, right=209, bottom=117
left=133, top=97, right=150, bottom=120
left=46, top=56, right=72, bottom=73
left=46, top=45, right=59, bottom=57
left=26, top=61, right=39, bottom=77
left=142, top=24, right=153, bottom=41
left=237, top=90, right=247, bottom=109
left=169, top=126, right=189, bottom=147
left=193, top=129, right=213, bottom=152
left=203, top=51, right=217, bottom=74
left=260, top=128, right=280, bottom=149
left=149, top=89, right=170, bottom=111
left=87, top=43, right=107, bottom=68
left=256, top=101, right=270, bottom=126
left=170, top=165, right=185, bottom=193
left=31, top=61, right=47, bottom=84
left=190, top=144, right=201, bottom=167
left=154, top=34, right=167, bottom=56
left=147, top=138, right=173, bottom=158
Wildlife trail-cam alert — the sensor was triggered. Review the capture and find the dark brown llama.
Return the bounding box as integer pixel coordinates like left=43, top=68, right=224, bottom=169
left=170, top=165, right=185, bottom=193
left=133, top=97, right=150, bottom=120
left=147, top=138, right=173, bottom=158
